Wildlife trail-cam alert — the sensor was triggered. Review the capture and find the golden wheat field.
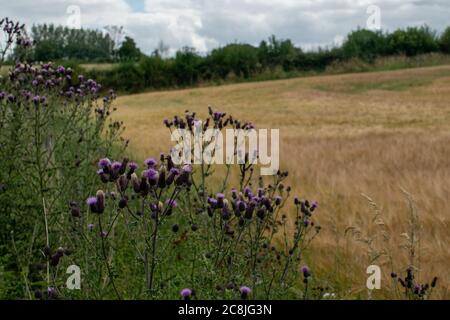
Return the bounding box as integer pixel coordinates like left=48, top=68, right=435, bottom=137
left=114, top=65, right=450, bottom=299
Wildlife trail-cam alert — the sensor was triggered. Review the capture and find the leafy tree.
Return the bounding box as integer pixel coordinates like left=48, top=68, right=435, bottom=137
left=439, top=26, right=450, bottom=53
left=209, top=43, right=259, bottom=79
left=173, top=47, right=201, bottom=86
left=139, top=54, right=173, bottom=88
left=117, top=36, right=142, bottom=61
left=258, top=35, right=300, bottom=71
left=387, top=25, right=438, bottom=56
left=342, top=29, right=387, bottom=62
left=30, top=23, right=114, bottom=61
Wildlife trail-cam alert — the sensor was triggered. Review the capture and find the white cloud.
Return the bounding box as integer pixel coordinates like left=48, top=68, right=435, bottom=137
left=2, top=0, right=450, bottom=54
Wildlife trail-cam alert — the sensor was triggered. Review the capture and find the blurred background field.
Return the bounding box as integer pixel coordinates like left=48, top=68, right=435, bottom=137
left=114, top=65, right=450, bottom=298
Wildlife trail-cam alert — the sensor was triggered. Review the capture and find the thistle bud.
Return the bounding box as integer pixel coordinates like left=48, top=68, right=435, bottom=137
left=34, top=289, right=43, bottom=300
left=140, top=177, right=149, bottom=195
left=118, top=196, right=128, bottom=209
left=119, top=158, right=129, bottom=175
left=275, top=196, right=282, bottom=206
left=43, top=246, right=52, bottom=257
left=96, top=190, right=105, bottom=214
left=175, top=165, right=191, bottom=186
left=222, top=206, right=230, bottom=220
left=70, top=203, right=80, bottom=218
left=158, top=167, right=166, bottom=189
left=244, top=203, right=254, bottom=219
left=166, top=167, right=179, bottom=186
left=117, top=174, right=129, bottom=192
left=131, top=173, right=140, bottom=193
left=143, top=168, right=159, bottom=186
left=256, top=207, right=266, bottom=219
left=431, top=277, right=438, bottom=288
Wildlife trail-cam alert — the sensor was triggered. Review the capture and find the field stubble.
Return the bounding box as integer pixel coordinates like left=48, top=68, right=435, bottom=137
left=114, top=65, right=450, bottom=299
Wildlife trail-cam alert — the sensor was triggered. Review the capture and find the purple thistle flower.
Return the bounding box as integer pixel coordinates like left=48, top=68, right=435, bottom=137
left=182, top=163, right=192, bottom=173
left=244, top=186, right=253, bottom=198
left=301, top=265, right=311, bottom=278
left=86, top=196, right=97, bottom=206
left=111, top=161, right=122, bottom=171
left=87, top=224, right=95, bottom=231
left=166, top=199, right=177, bottom=208
left=163, top=118, right=171, bottom=127
left=57, top=66, right=65, bottom=74
left=180, top=288, right=192, bottom=300
left=128, top=162, right=138, bottom=171
left=86, top=196, right=98, bottom=213
left=239, top=286, right=251, bottom=299
left=143, top=168, right=158, bottom=180
left=144, top=157, right=157, bottom=168
left=208, top=197, right=218, bottom=208
left=32, top=95, right=40, bottom=105
left=216, top=193, right=225, bottom=208
left=239, top=286, right=251, bottom=295
left=47, top=287, right=57, bottom=300
left=216, top=193, right=225, bottom=200
left=98, top=158, right=111, bottom=168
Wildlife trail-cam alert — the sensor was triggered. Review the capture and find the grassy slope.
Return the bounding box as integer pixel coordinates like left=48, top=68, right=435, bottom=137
left=114, top=65, right=450, bottom=298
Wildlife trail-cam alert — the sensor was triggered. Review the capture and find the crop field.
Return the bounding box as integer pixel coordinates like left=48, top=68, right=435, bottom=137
left=115, top=65, right=450, bottom=298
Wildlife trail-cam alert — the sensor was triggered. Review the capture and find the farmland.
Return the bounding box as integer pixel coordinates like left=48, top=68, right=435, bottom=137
left=115, top=65, right=450, bottom=298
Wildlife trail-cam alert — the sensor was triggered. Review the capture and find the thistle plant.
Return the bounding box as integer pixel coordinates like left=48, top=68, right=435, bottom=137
left=0, top=17, right=124, bottom=298
left=29, top=107, right=322, bottom=300
left=0, top=17, right=32, bottom=66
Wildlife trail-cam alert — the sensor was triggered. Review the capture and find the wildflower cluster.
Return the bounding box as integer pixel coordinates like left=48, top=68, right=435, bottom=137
left=0, top=18, right=125, bottom=299
left=0, top=17, right=32, bottom=64
left=391, top=267, right=438, bottom=299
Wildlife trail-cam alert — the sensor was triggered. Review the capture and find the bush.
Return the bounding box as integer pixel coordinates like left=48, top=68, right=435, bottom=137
left=439, top=26, right=450, bottom=53
left=387, top=25, right=439, bottom=56
left=342, top=29, right=387, bottom=62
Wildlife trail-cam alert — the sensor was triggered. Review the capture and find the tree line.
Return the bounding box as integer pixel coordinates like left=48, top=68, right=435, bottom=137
left=11, top=23, right=450, bottom=92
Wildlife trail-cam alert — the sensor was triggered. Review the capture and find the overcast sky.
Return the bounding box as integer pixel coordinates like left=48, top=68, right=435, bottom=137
left=2, top=0, right=450, bottom=55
